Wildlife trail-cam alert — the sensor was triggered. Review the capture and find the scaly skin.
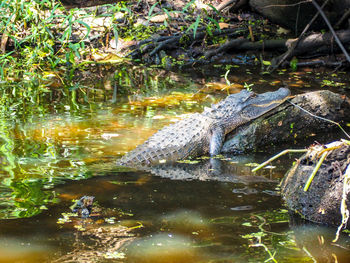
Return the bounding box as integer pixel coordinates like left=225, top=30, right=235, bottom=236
left=117, top=88, right=290, bottom=167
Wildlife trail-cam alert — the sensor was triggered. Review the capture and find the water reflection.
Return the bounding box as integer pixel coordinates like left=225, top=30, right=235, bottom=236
left=50, top=167, right=290, bottom=262
left=125, top=233, right=205, bottom=263
left=1, top=65, right=350, bottom=262
left=0, top=237, right=51, bottom=263
left=289, top=214, right=350, bottom=263
left=0, top=89, right=215, bottom=219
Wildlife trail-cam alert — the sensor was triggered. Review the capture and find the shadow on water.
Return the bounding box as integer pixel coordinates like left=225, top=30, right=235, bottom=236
left=0, top=64, right=350, bottom=262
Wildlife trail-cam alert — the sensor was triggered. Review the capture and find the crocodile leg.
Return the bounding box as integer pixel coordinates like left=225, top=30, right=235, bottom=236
left=209, top=126, right=225, bottom=156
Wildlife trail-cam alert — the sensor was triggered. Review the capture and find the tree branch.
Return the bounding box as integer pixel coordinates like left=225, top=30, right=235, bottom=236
left=311, top=0, right=350, bottom=63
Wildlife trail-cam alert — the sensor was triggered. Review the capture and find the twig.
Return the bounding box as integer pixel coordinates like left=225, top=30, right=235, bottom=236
left=249, top=243, right=278, bottom=263
left=252, top=149, right=307, bottom=173
left=288, top=100, right=350, bottom=139
left=303, top=151, right=328, bottom=191
left=129, top=28, right=239, bottom=59
left=149, top=36, right=180, bottom=56
left=311, top=0, right=350, bottom=63
left=248, top=25, right=254, bottom=42
left=302, top=143, right=344, bottom=192
left=334, top=9, right=350, bottom=29
left=302, top=247, right=317, bottom=263
left=261, top=0, right=312, bottom=9
left=333, top=163, right=350, bottom=242
left=270, top=0, right=329, bottom=71
left=205, top=38, right=247, bottom=59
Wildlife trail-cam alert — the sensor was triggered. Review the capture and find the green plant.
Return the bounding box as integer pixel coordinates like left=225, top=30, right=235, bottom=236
left=244, top=82, right=254, bottom=91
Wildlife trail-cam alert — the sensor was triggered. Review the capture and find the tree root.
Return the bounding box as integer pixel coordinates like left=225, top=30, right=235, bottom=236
left=128, top=27, right=244, bottom=61
left=204, top=38, right=287, bottom=59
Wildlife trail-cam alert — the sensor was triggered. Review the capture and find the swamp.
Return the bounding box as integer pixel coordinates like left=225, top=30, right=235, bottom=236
left=1, top=0, right=350, bottom=262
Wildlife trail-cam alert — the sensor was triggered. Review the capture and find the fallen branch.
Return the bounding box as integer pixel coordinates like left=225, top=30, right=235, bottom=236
left=281, top=59, right=345, bottom=68
left=271, top=30, right=350, bottom=68
left=128, top=27, right=243, bottom=59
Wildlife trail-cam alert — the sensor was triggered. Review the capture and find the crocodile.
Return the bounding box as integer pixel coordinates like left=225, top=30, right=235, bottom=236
left=117, top=87, right=290, bottom=167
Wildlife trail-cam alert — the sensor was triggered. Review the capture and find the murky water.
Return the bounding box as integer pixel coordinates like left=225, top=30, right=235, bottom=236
left=1, top=65, right=350, bottom=262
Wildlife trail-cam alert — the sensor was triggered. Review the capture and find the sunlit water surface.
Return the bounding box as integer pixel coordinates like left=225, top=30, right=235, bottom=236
left=1, top=65, right=350, bottom=262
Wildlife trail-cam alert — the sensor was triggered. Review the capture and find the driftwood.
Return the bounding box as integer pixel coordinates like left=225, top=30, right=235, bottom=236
left=222, top=90, right=350, bottom=153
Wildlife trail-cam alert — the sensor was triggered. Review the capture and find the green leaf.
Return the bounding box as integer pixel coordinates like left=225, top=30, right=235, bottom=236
left=207, top=17, right=221, bottom=31
left=193, top=15, right=200, bottom=38
left=208, top=4, right=220, bottom=14
left=290, top=57, right=298, bottom=71
left=182, top=0, right=196, bottom=12
left=148, top=1, right=159, bottom=18
left=186, top=15, right=201, bottom=38
left=112, top=24, right=119, bottom=49
left=76, top=20, right=91, bottom=39
left=162, top=8, right=171, bottom=20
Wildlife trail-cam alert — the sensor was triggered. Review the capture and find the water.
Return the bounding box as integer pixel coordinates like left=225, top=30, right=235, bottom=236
left=0, top=65, right=350, bottom=262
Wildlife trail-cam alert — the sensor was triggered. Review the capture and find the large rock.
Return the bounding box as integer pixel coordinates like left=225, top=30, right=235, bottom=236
left=281, top=141, right=350, bottom=228
left=222, top=90, right=350, bottom=153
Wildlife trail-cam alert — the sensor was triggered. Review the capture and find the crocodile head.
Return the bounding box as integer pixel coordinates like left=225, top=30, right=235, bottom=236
left=207, top=87, right=290, bottom=155
left=205, top=87, right=290, bottom=120
left=238, top=87, right=290, bottom=120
